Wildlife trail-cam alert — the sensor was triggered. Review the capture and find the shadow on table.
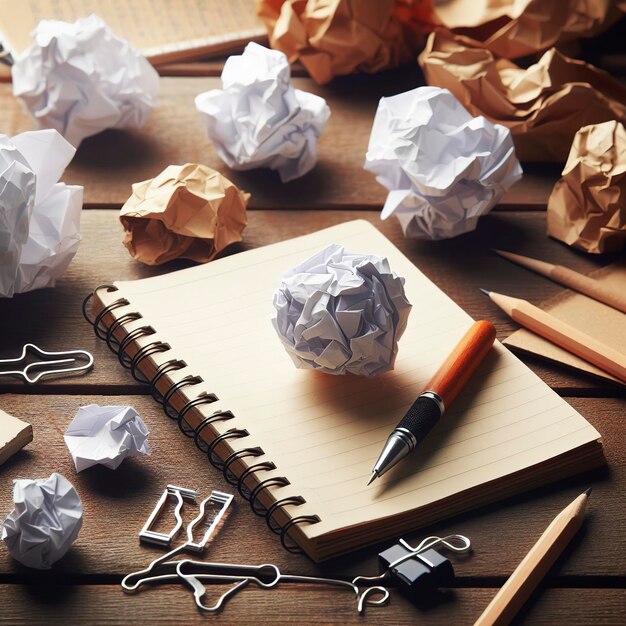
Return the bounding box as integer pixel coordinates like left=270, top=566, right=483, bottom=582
left=78, top=457, right=153, bottom=497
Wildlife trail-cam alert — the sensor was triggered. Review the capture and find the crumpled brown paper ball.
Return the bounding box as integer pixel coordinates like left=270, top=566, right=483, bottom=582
left=548, top=121, right=626, bottom=255
left=418, top=32, right=626, bottom=162
left=432, top=0, right=624, bottom=59
left=120, top=164, right=249, bottom=265
left=256, top=0, right=430, bottom=84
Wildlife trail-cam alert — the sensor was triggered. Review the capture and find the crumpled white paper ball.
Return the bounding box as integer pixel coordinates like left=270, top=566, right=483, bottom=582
left=1, top=473, right=83, bottom=569
left=0, top=129, right=83, bottom=298
left=64, top=404, right=150, bottom=472
left=272, top=244, right=412, bottom=377
left=12, top=14, right=159, bottom=147
left=364, top=86, right=522, bottom=240
left=195, top=42, right=330, bottom=183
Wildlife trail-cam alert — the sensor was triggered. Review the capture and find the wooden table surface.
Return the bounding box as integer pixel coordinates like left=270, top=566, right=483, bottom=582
left=1, top=60, right=625, bottom=626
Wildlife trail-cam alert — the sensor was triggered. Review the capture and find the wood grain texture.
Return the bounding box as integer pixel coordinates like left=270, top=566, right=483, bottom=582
left=0, top=209, right=622, bottom=394
left=0, top=586, right=624, bottom=626
left=0, top=394, right=623, bottom=579
left=0, top=76, right=557, bottom=209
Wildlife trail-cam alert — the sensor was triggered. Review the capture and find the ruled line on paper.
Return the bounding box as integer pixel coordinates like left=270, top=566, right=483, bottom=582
left=288, top=393, right=564, bottom=485
left=330, top=423, right=591, bottom=516
left=280, top=391, right=562, bottom=469
left=265, top=384, right=555, bottom=451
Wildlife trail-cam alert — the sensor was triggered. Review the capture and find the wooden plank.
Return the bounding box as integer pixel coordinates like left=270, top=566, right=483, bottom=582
left=0, top=394, right=623, bottom=579
left=0, top=209, right=621, bottom=394
left=0, top=76, right=556, bottom=209
left=0, top=585, right=623, bottom=626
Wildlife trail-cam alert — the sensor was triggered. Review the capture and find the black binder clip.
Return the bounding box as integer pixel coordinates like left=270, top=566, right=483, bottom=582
left=354, top=535, right=471, bottom=607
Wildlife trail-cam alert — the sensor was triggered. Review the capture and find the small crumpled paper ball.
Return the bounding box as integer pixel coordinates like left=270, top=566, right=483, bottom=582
left=2, top=473, right=83, bottom=569
left=0, top=129, right=83, bottom=297
left=364, top=86, right=522, bottom=240
left=548, top=121, right=626, bottom=254
left=195, top=42, right=330, bottom=183
left=120, top=163, right=249, bottom=265
left=272, top=244, right=412, bottom=377
left=64, top=404, right=150, bottom=472
left=12, top=14, right=159, bottom=147
left=256, top=0, right=429, bottom=84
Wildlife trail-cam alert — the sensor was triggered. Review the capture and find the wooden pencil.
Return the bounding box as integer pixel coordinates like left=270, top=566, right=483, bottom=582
left=493, top=249, right=626, bottom=314
left=474, top=489, right=591, bottom=626
left=481, top=290, right=626, bottom=384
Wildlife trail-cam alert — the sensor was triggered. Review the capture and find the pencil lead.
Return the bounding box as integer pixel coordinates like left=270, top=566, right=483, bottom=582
left=479, top=288, right=492, bottom=297
left=367, top=471, right=378, bottom=486
left=584, top=487, right=592, bottom=498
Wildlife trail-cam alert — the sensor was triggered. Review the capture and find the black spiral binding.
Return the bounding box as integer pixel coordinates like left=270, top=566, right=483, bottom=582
left=83, top=284, right=321, bottom=554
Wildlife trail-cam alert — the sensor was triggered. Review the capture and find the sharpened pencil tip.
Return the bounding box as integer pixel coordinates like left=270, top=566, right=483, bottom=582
left=479, top=288, right=492, bottom=297
left=584, top=487, right=592, bottom=498
left=367, top=471, right=378, bottom=486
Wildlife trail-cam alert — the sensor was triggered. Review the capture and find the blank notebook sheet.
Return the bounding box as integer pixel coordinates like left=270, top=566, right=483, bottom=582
left=94, top=220, right=604, bottom=561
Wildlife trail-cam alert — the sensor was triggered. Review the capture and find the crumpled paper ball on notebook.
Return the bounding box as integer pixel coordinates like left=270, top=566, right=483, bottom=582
left=418, top=32, right=626, bottom=162
left=429, top=0, right=625, bottom=59
left=364, top=86, right=522, bottom=240
left=256, top=0, right=428, bottom=84
left=12, top=14, right=159, bottom=147
left=547, top=121, right=626, bottom=255
left=0, top=129, right=83, bottom=298
left=1, top=473, right=83, bottom=569
left=64, top=404, right=150, bottom=472
left=195, top=42, right=330, bottom=183
left=120, top=163, right=249, bottom=265
left=272, top=244, right=412, bottom=377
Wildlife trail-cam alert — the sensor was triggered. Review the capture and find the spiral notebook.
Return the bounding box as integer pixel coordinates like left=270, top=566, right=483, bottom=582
left=86, top=220, right=604, bottom=561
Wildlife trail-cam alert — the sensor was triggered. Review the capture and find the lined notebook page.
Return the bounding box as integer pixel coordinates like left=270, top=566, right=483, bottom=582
left=111, top=220, right=601, bottom=540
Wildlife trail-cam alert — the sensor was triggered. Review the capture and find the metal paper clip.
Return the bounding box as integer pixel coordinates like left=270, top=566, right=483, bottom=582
left=127, top=534, right=470, bottom=615
left=139, top=485, right=199, bottom=547
left=175, top=560, right=390, bottom=614
left=0, top=344, right=94, bottom=384
left=123, top=490, right=234, bottom=592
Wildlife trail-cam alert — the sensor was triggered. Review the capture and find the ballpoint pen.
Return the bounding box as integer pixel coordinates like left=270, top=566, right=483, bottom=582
left=368, top=320, right=496, bottom=485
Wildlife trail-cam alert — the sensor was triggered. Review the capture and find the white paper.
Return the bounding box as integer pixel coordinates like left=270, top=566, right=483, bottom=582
left=364, top=86, right=522, bottom=240
left=12, top=14, right=159, bottom=148
left=64, top=404, right=150, bottom=472
left=0, top=129, right=83, bottom=298
left=273, top=244, right=412, bottom=377
left=195, top=42, right=330, bottom=183
left=1, top=473, right=83, bottom=569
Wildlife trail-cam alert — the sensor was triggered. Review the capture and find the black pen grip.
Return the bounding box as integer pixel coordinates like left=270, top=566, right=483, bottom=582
left=397, top=395, right=442, bottom=443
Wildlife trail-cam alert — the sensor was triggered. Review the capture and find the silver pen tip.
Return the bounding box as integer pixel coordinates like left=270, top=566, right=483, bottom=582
left=367, top=471, right=378, bottom=486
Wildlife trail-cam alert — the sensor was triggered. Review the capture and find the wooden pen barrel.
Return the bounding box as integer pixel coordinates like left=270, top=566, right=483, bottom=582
left=425, top=320, right=497, bottom=409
